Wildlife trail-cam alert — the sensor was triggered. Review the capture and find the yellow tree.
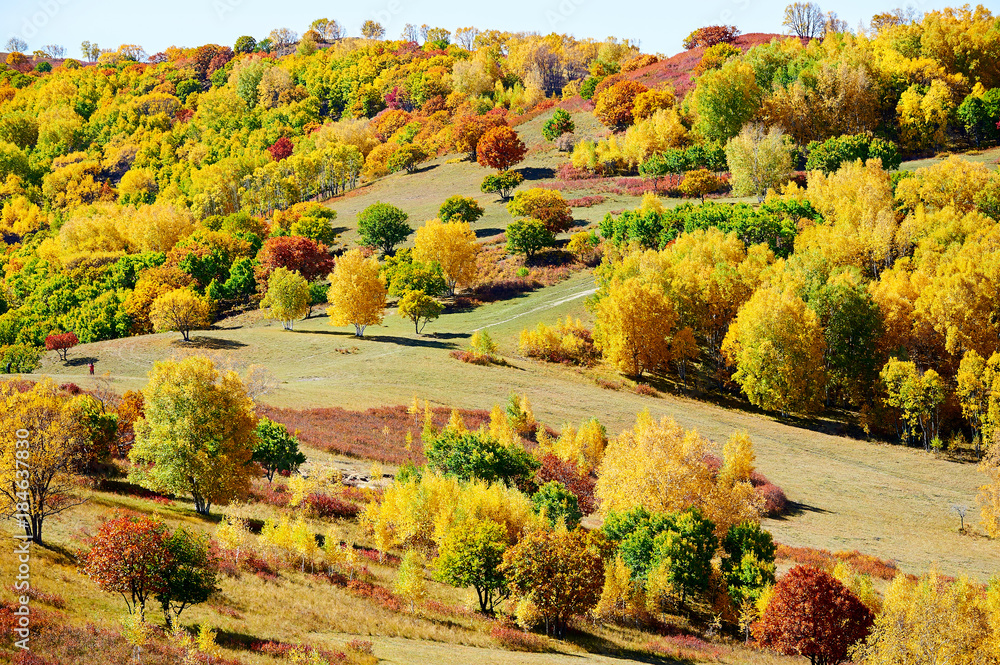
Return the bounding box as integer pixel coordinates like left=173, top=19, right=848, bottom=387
left=260, top=267, right=310, bottom=330
left=149, top=288, right=212, bottom=342
left=128, top=356, right=257, bottom=515
left=0, top=379, right=84, bottom=543
left=853, top=571, right=998, bottom=664
left=595, top=413, right=762, bottom=538
left=722, top=287, right=827, bottom=415
left=394, top=549, right=427, bottom=612
left=326, top=248, right=386, bottom=337
left=413, top=219, right=480, bottom=296
left=956, top=350, right=989, bottom=454
left=594, top=277, right=677, bottom=377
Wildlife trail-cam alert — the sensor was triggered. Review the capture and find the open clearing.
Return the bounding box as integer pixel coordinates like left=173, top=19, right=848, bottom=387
left=32, top=270, right=994, bottom=581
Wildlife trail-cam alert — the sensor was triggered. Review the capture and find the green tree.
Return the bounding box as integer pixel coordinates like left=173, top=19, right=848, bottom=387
left=156, top=528, right=218, bottom=630
left=531, top=481, right=583, bottom=529
left=128, top=356, right=257, bottom=515
left=382, top=249, right=447, bottom=298
left=725, top=124, right=793, bottom=202
left=357, top=202, right=412, bottom=255
left=650, top=507, right=717, bottom=604
left=880, top=359, right=946, bottom=451
left=233, top=35, right=257, bottom=54
left=692, top=60, right=762, bottom=143
left=393, top=549, right=426, bottom=612
left=397, top=289, right=443, bottom=334
left=425, top=429, right=540, bottom=487
left=481, top=171, right=524, bottom=201
left=439, top=195, right=484, bottom=223
left=542, top=109, right=575, bottom=141
left=260, top=267, right=310, bottom=330
left=506, top=219, right=555, bottom=260
left=602, top=507, right=676, bottom=581
left=434, top=518, right=509, bottom=614
left=252, top=417, right=306, bottom=482
left=721, top=521, right=776, bottom=606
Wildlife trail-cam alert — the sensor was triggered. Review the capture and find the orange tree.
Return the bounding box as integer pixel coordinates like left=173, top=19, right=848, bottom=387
left=501, top=528, right=605, bottom=636
left=477, top=126, right=527, bottom=172
left=84, top=513, right=172, bottom=621
left=594, top=80, right=648, bottom=131
left=754, top=565, right=873, bottom=665
left=506, top=188, right=573, bottom=233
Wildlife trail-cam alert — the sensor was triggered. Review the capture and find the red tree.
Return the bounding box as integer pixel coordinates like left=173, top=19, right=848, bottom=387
left=45, top=332, right=79, bottom=361
left=683, top=25, right=741, bottom=50
left=754, top=565, right=873, bottom=665
left=536, top=454, right=596, bottom=514
left=84, top=514, right=172, bottom=620
left=477, top=126, right=527, bottom=172
left=255, top=236, right=335, bottom=288
left=453, top=112, right=509, bottom=160
left=267, top=137, right=294, bottom=161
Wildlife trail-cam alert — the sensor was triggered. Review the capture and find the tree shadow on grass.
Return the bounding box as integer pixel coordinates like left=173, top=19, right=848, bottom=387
left=769, top=501, right=832, bottom=522
left=211, top=629, right=261, bottom=651
left=169, top=336, right=248, bottom=350
left=475, top=227, right=506, bottom=238
left=410, top=163, right=440, bottom=174
left=288, top=329, right=459, bottom=350
left=519, top=166, right=556, bottom=181
left=560, top=628, right=687, bottom=664
left=64, top=356, right=99, bottom=367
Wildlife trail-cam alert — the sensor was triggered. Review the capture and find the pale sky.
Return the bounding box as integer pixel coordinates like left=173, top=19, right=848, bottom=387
left=2, top=0, right=961, bottom=59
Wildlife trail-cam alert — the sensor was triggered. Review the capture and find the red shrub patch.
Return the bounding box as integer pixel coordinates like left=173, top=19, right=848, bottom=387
left=644, top=634, right=724, bottom=660
left=304, top=492, right=360, bottom=519
left=632, top=383, right=658, bottom=397
left=258, top=404, right=492, bottom=465
left=566, top=195, right=606, bottom=208
left=490, top=621, right=546, bottom=652
left=537, top=454, right=597, bottom=514
left=756, top=482, right=787, bottom=516
left=775, top=545, right=903, bottom=581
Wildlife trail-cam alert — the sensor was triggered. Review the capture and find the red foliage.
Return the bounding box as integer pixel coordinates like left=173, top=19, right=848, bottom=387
left=255, top=235, right=335, bottom=286
left=453, top=112, right=509, bottom=159
left=754, top=565, right=873, bottom=664
left=555, top=163, right=593, bottom=181
left=683, top=25, right=742, bottom=50
left=83, top=513, right=171, bottom=615
left=174, top=108, right=194, bottom=123
left=774, top=545, right=903, bottom=581
left=257, top=404, right=492, bottom=465
left=644, top=634, right=724, bottom=660
left=566, top=195, right=606, bottom=208
left=477, top=126, right=528, bottom=171
left=303, top=492, right=361, bottom=519
left=756, top=482, right=787, bottom=515
left=267, top=137, right=294, bottom=161
left=621, top=54, right=660, bottom=73
left=490, top=621, right=546, bottom=652
left=537, top=454, right=597, bottom=514
left=45, top=332, right=78, bottom=360
left=59, top=382, right=82, bottom=395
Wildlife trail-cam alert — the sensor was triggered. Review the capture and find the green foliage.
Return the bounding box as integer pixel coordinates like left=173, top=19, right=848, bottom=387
left=233, top=35, right=257, bottom=54
left=580, top=77, right=600, bottom=100
left=252, top=417, right=306, bottom=482
left=0, top=343, right=41, bottom=373
left=289, top=208, right=338, bottom=246
left=357, top=202, right=412, bottom=255
left=397, top=289, right=443, bottom=334
left=506, top=219, right=555, bottom=260
left=720, top=521, right=776, bottom=605
left=439, top=195, right=484, bottom=223
left=639, top=143, right=728, bottom=176
left=480, top=170, right=524, bottom=201
left=434, top=518, right=509, bottom=614
left=156, top=528, right=218, bottom=630
left=805, top=133, right=903, bottom=173
left=381, top=248, right=446, bottom=297
left=957, top=89, right=1000, bottom=146
left=650, top=507, right=717, bottom=604
left=600, top=199, right=817, bottom=257
left=425, top=429, right=540, bottom=488
left=542, top=109, right=575, bottom=141
left=531, top=481, right=582, bottom=529
left=602, top=507, right=676, bottom=580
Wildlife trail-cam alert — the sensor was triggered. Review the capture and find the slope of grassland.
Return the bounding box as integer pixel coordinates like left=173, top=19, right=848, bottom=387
left=29, top=268, right=994, bottom=581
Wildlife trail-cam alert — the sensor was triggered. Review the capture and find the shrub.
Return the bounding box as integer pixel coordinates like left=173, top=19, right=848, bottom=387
left=536, top=454, right=597, bottom=514
left=542, top=109, right=575, bottom=141
left=683, top=25, right=741, bottom=49
left=805, top=133, right=902, bottom=174
left=490, top=621, right=547, bottom=652
left=304, top=492, right=361, bottom=519
left=439, top=195, right=484, bottom=223
left=506, top=188, right=573, bottom=233
left=621, top=53, right=659, bottom=72
left=519, top=317, right=598, bottom=365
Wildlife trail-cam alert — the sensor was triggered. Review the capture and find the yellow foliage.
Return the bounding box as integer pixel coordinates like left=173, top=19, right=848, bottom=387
left=326, top=248, right=386, bottom=336
left=632, top=87, right=675, bottom=121
left=896, top=80, right=953, bottom=153
left=594, top=277, right=677, bottom=377
left=594, top=556, right=646, bottom=624
left=720, top=430, right=755, bottom=483
left=895, top=156, right=992, bottom=214
left=413, top=218, right=480, bottom=295
left=149, top=287, right=213, bottom=341
left=595, top=413, right=763, bottom=537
